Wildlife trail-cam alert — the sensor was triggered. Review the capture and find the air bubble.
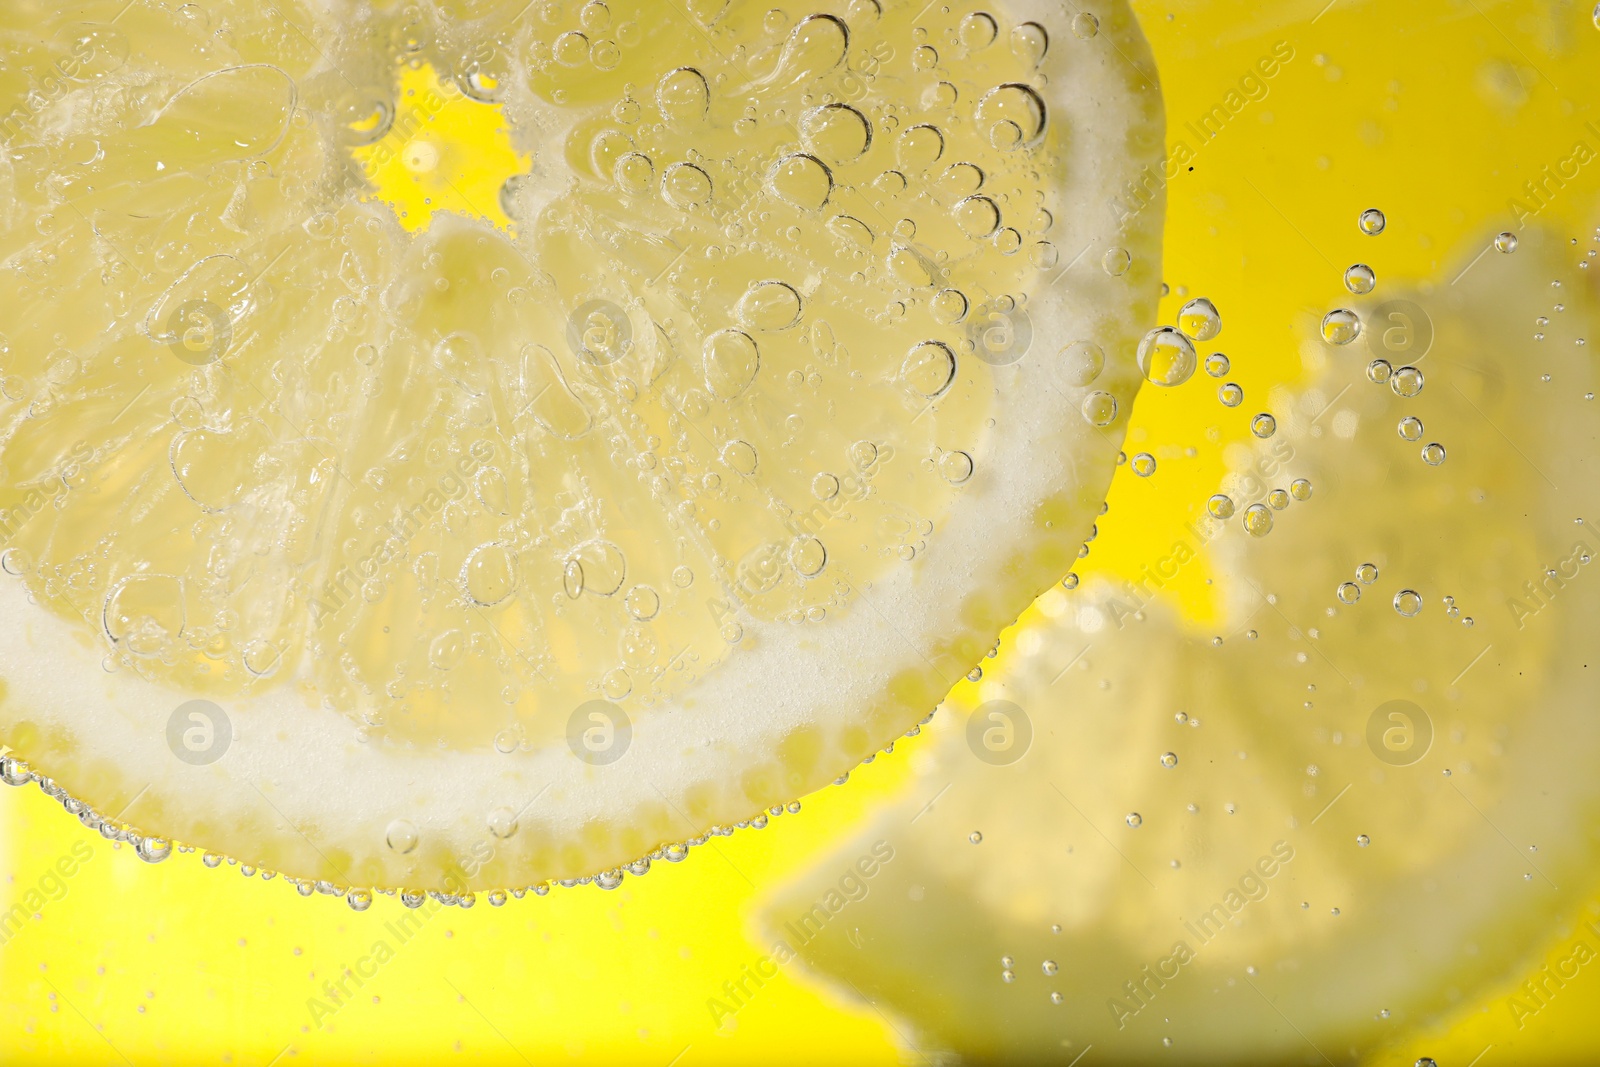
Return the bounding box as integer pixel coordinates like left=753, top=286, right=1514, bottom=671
left=902, top=341, right=957, bottom=398
left=1251, top=413, right=1277, bottom=438
left=1160, top=752, right=1178, bottom=769
left=1391, top=365, right=1424, bottom=397
left=1061, top=340, right=1105, bottom=386
left=721, top=440, right=759, bottom=475
left=931, top=289, right=969, bottom=325
left=488, top=806, right=519, bottom=839
left=1367, top=359, right=1393, bottom=384
left=1131, top=453, right=1157, bottom=477
left=791, top=537, right=828, bottom=577
left=955, top=195, right=1002, bottom=238
left=1125, top=812, right=1143, bottom=828
left=1322, top=309, right=1362, bottom=345
left=1207, top=494, right=1236, bottom=520
left=1243, top=504, right=1274, bottom=537
left=462, top=542, right=517, bottom=606
left=939, top=450, right=975, bottom=484
left=1495, top=232, right=1518, bottom=253
left=959, top=11, right=998, bottom=49
left=1398, top=416, right=1424, bottom=442
left=1136, top=326, right=1198, bottom=387
left=1205, top=352, right=1230, bottom=377
left=625, top=585, right=661, bottom=621
left=1344, top=263, right=1376, bottom=294
left=1290, top=478, right=1313, bottom=501
left=1337, top=582, right=1361, bottom=604
left=136, top=837, right=173, bottom=863
left=1219, top=382, right=1244, bottom=407
left=1359, top=208, right=1387, bottom=235
left=1421, top=442, right=1447, bottom=465
left=1178, top=298, right=1222, bottom=341
left=1081, top=391, right=1118, bottom=427
left=386, top=819, right=418, bottom=854
left=769, top=153, right=833, bottom=210
left=1394, top=590, right=1423, bottom=617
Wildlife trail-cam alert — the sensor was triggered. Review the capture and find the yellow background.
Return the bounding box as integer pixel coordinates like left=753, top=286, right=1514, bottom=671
left=5, top=0, right=1599, bottom=1063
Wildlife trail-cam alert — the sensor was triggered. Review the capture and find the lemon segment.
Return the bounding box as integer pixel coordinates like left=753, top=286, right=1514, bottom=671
left=0, top=0, right=1164, bottom=890
left=761, top=229, right=1600, bottom=1060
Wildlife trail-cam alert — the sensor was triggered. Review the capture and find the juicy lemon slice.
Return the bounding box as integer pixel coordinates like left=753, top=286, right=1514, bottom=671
left=761, top=228, right=1600, bottom=1060
left=0, top=2, right=1163, bottom=892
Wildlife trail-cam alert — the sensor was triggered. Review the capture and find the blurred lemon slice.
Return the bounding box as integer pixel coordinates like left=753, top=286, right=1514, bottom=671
left=0, top=1, right=1163, bottom=892
left=760, top=227, right=1600, bottom=1061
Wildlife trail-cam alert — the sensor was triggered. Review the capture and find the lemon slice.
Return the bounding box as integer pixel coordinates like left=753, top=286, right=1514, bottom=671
left=760, top=228, right=1599, bottom=1059
left=0, top=2, right=1164, bottom=892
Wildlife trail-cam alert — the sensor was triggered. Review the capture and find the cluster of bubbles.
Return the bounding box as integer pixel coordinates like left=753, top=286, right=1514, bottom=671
left=0, top=751, right=814, bottom=906
left=1325, top=213, right=1448, bottom=464
left=1206, top=477, right=1312, bottom=539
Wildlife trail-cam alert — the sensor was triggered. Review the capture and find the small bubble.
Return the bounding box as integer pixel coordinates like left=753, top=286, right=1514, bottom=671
left=1102, top=247, right=1131, bottom=276
left=1125, top=812, right=1143, bottom=828
left=1001, top=969, right=1015, bottom=983
left=1359, top=208, right=1387, bottom=235
left=1207, top=494, right=1236, bottom=519
left=939, top=450, right=975, bottom=484
left=1160, top=752, right=1178, bottom=768
left=1071, top=11, right=1099, bottom=38
left=136, top=837, right=173, bottom=864
left=1357, top=562, right=1379, bottom=584
left=1290, top=478, right=1313, bottom=501
left=1495, top=232, right=1518, bottom=253
left=1421, top=442, right=1447, bottom=465
left=1062, top=572, right=1080, bottom=590
left=1059, top=340, right=1106, bottom=386
left=1131, top=452, right=1157, bottom=477
left=1398, top=416, right=1424, bottom=441
left=1344, top=263, right=1376, bottom=294
left=1267, top=489, right=1290, bottom=510
left=1356, top=834, right=1371, bottom=847
left=1337, top=581, right=1361, bottom=604
left=386, top=819, right=419, bottom=854
left=1041, top=959, right=1058, bottom=975
left=1322, top=309, right=1362, bottom=345
left=969, top=831, right=983, bottom=844
left=1366, top=359, right=1393, bottom=384
left=1178, top=297, right=1222, bottom=341
left=1391, top=365, right=1424, bottom=397
left=1205, top=352, right=1230, bottom=377
left=1136, top=327, right=1198, bottom=386
left=1081, top=391, right=1118, bottom=427
left=1243, top=504, right=1274, bottom=537
left=488, top=806, right=519, bottom=839
left=1394, top=589, right=1423, bottom=617
left=1251, top=413, right=1277, bottom=439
